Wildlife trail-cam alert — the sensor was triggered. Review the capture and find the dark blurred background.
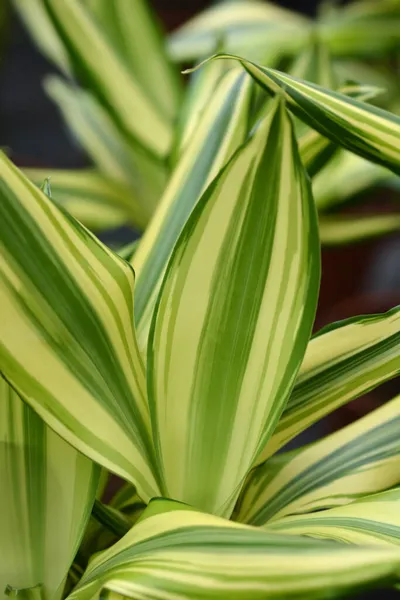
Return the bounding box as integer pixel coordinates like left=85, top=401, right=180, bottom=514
left=0, top=3, right=399, bottom=596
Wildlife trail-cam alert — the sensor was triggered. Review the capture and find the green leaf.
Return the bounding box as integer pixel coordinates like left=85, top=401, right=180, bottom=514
left=44, top=76, right=166, bottom=216
left=0, top=377, right=99, bottom=600
left=147, top=99, right=320, bottom=517
left=197, top=54, right=400, bottom=175
left=25, top=169, right=147, bottom=232
left=0, top=152, right=160, bottom=502
left=42, top=0, right=172, bottom=158
left=258, top=306, right=400, bottom=462
left=319, top=213, right=400, bottom=245
left=83, top=0, right=181, bottom=122
left=133, top=69, right=253, bottom=353
left=236, top=393, right=400, bottom=526
left=266, top=487, right=400, bottom=546
left=66, top=499, right=400, bottom=600
left=167, top=0, right=310, bottom=63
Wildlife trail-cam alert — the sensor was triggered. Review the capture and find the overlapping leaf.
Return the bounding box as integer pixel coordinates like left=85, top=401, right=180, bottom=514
left=0, top=152, right=160, bottom=501
left=0, top=377, right=99, bottom=600
left=65, top=499, right=400, bottom=600
left=257, top=306, right=400, bottom=462
left=196, top=54, right=400, bottom=174
left=133, top=69, right=253, bottom=352
left=148, top=99, right=320, bottom=516
left=236, top=394, right=400, bottom=525
left=266, top=488, right=400, bottom=546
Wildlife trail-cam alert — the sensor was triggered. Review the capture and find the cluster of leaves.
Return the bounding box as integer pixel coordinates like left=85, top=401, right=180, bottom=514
left=0, top=1, right=400, bottom=600
left=14, top=0, right=400, bottom=245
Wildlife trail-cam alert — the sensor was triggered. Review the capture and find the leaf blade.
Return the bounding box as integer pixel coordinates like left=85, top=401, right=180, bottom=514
left=0, top=378, right=99, bottom=600
left=0, top=152, right=160, bottom=501
left=236, top=393, right=400, bottom=526
left=259, top=306, right=400, bottom=461
left=66, top=499, right=400, bottom=600
left=148, top=100, right=320, bottom=516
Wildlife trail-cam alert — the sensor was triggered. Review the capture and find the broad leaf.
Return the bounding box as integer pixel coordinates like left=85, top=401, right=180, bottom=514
left=133, top=69, right=253, bottom=353
left=258, top=306, right=400, bottom=462
left=0, top=152, right=160, bottom=501
left=66, top=499, right=400, bottom=600
left=0, top=377, right=99, bottom=600
left=148, top=99, right=320, bottom=516
left=196, top=55, right=400, bottom=174
left=236, top=393, right=400, bottom=525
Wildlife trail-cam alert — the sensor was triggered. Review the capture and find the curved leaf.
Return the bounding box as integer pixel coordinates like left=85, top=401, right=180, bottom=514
left=148, top=99, right=320, bottom=516
left=258, top=306, right=400, bottom=461
left=266, top=488, right=400, bottom=546
left=0, top=152, right=160, bottom=501
left=66, top=499, right=400, bottom=600
left=196, top=54, right=400, bottom=174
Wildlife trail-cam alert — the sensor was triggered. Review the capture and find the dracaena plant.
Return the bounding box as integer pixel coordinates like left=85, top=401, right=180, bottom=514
left=2, top=50, right=400, bottom=599
left=12, top=0, right=400, bottom=247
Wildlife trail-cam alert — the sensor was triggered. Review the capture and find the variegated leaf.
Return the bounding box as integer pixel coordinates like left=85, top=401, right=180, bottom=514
left=44, top=76, right=166, bottom=215
left=266, top=488, right=400, bottom=546
left=0, top=377, right=99, bottom=600
left=258, top=306, right=400, bottom=462
left=0, top=152, right=160, bottom=502
left=147, top=99, right=320, bottom=516
left=133, top=69, right=253, bottom=353
left=236, top=394, right=400, bottom=525
left=194, top=54, right=400, bottom=174
left=66, top=499, right=400, bottom=600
